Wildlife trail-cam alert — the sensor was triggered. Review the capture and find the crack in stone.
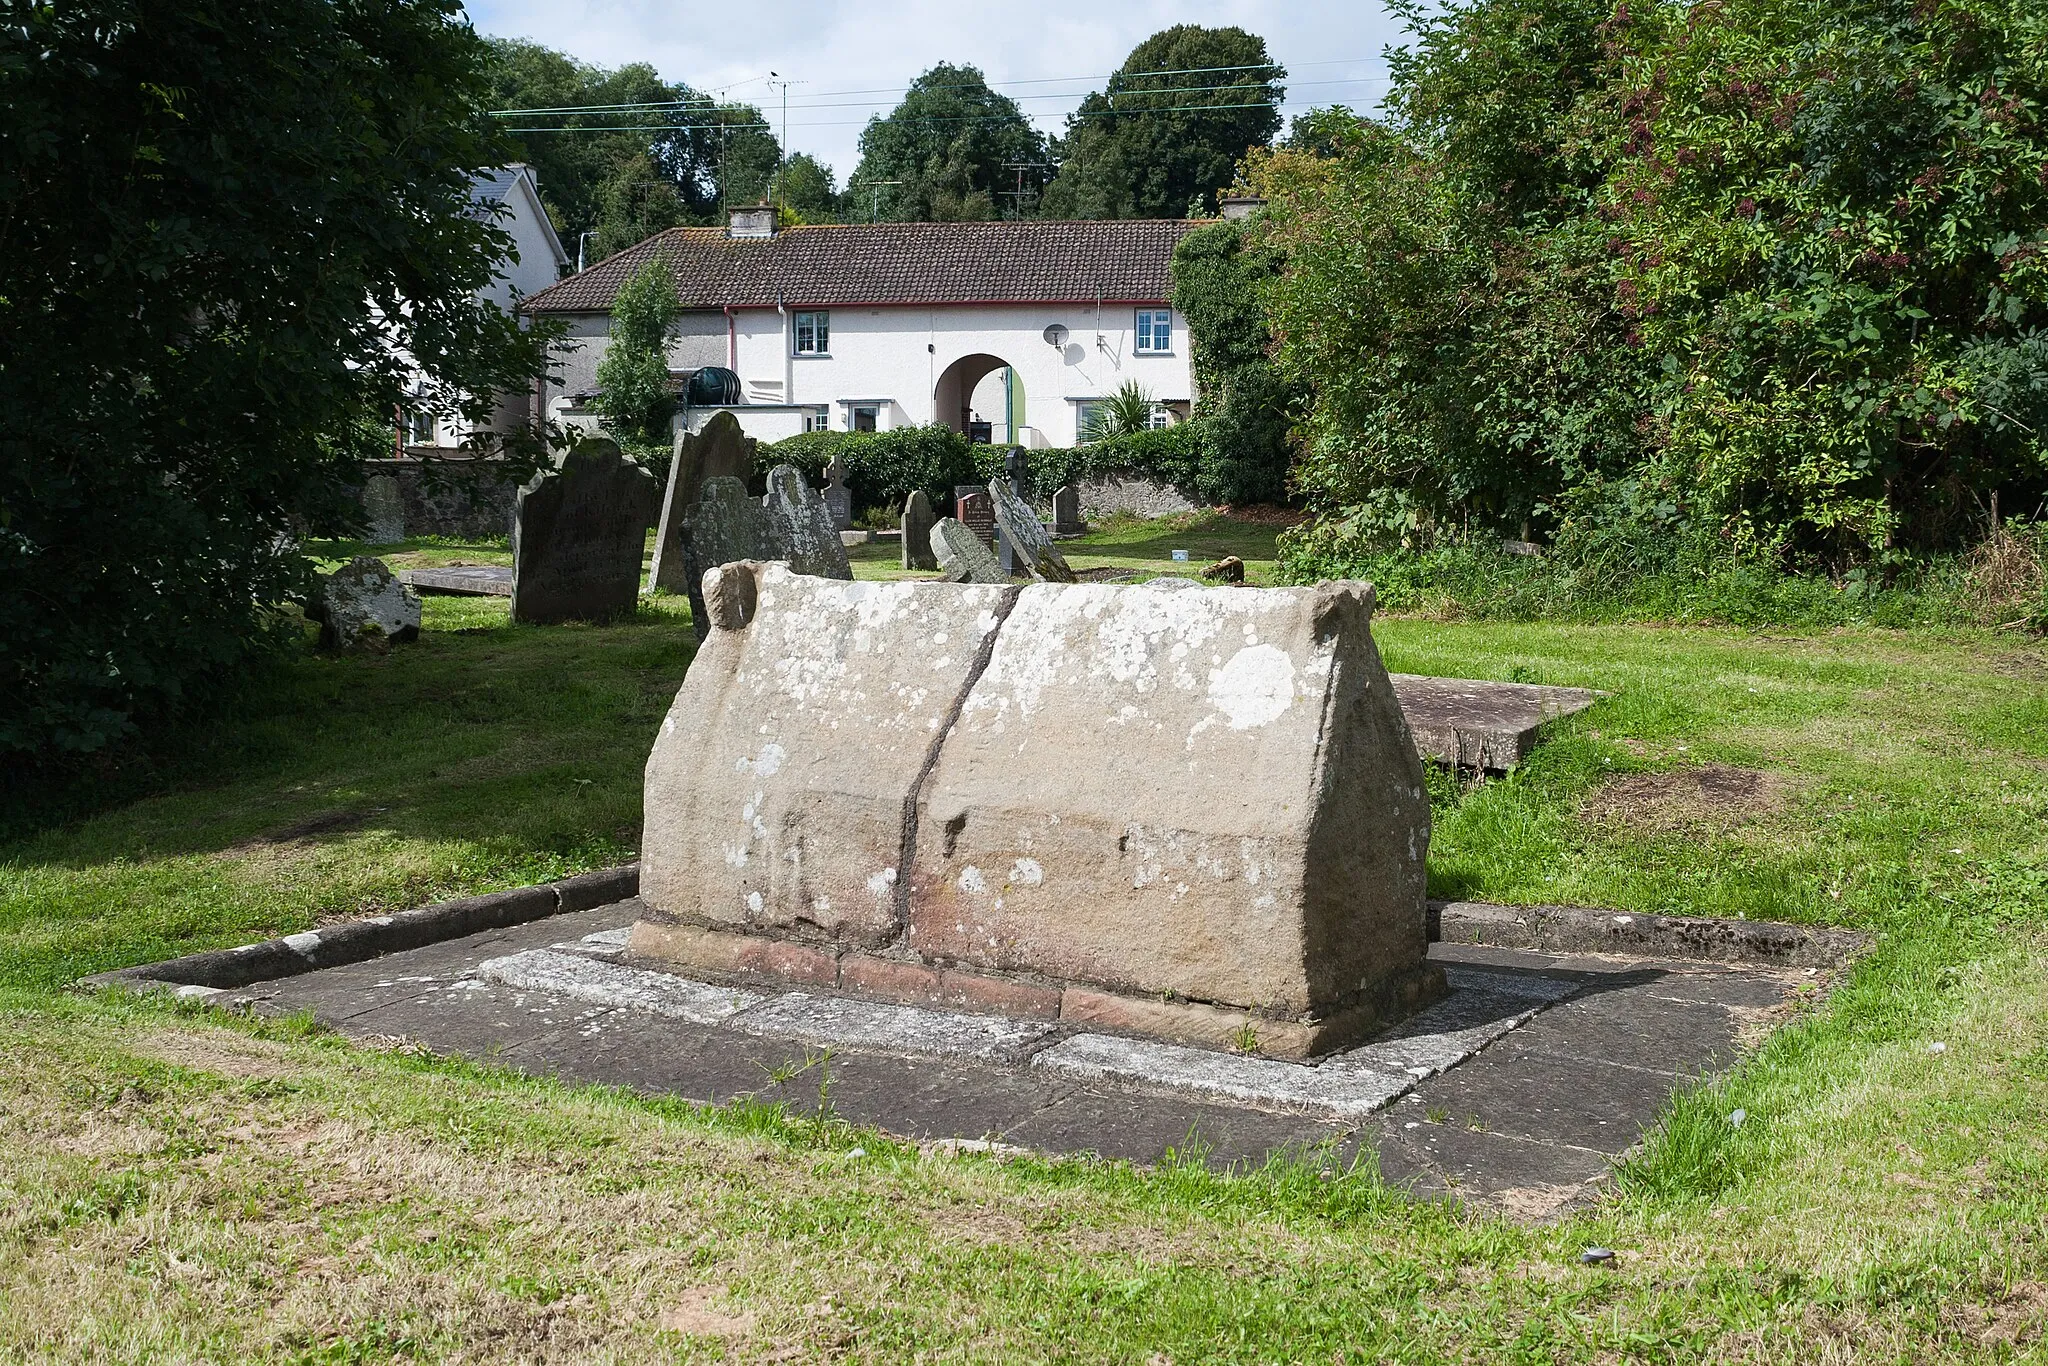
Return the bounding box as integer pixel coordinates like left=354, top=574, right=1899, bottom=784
left=890, top=584, right=1023, bottom=941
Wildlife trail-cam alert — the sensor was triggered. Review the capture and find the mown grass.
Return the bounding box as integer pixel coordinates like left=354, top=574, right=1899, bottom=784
left=2, top=534, right=2047, bottom=1360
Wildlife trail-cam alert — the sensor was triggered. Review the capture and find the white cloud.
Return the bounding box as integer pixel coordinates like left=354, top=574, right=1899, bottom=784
left=464, top=0, right=1400, bottom=183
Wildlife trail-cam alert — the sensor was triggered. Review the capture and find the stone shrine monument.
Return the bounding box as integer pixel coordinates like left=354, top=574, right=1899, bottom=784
left=650, top=413, right=755, bottom=597
left=510, top=439, right=660, bottom=625
left=821, top=454, right=854, bottom=532
left=316, top=556, right=421, bottom=652
left=1052, top=484, right=1086, bottom=537
left=931, top=517, right=1006, bottom=583
left=901, top=490, right=938, bottom=571
left=633, top=566, right=1442, bottom=1057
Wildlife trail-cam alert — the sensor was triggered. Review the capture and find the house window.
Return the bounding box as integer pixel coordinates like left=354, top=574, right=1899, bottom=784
left=804, top=409, right=831, bottom=433
left=1146, top=406, right=1174, bottom=430
left=850, top=403, right=879, bottom=433
left=1074, top=401, right=1103, bottom=442
left=794, top=310, right=829, bottom=355
left=1135, top=309, right=1173, bottom=354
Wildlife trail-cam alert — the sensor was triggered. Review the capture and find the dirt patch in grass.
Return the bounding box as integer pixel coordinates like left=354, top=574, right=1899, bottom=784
left=1579, top=765, right=1790, bottom=833
left=656, top=1284, right=757, bottom=1338
left=227, top=808, right=381, bottom=853
left=131, top=1027, right=302, bottom=1081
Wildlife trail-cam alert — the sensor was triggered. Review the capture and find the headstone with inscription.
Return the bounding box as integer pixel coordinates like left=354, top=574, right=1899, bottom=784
left=821, top=454, right=854, bottom=532
left=510, top=439, right=660, bottom=625
left=953, top=487, right=997, bottom=551
left=901, top=490, right=938, bottom=571
left=989, top=480, right=1077, bottom=583
left=1052, top=484, right=1085, bottom=537
left=931, top=517, right=1007, bottom=584
left=651, top=412, right=755, bottom=596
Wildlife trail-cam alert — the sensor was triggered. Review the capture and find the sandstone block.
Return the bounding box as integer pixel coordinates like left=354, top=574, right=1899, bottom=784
left=840, top=954, right=1062, bottom=1019
left=628, top=919, right=840, bottom=987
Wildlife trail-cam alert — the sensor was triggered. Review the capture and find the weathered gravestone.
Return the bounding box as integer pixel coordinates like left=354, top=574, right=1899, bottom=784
left=901, top=490, right=938, bottom=571
left=317, top=556, right=421, bottom=652
left=1052, top=483, right=1085, bottom=537
left=650, top=412, right=755, bottom=596
left=362, top=475, right=406, bottom=545
left=988, top=479, right=1077, bottom=583
left=821, top=454, right=854, bottom=532
left=764, top=465, right=855, bottom=579
left=632, top=568, right=1443, bottom=1058
left=510, top=439, right=661, bottom=625
left=953, top=487, right=996, bottom=550
left=931, top=517, right=1006, bottom=584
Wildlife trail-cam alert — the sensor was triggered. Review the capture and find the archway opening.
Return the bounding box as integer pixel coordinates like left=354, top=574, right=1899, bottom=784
left=932, top=353, right=1020, bottom=442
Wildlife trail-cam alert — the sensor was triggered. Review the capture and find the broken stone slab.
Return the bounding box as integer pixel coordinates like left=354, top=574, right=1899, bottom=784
left=763, top=465, right=854, bottom=580
left=398, top=565, right=513, bottom=597
left=901, top=490, right=938, bottom=571
left=651, top=410, right=755, bottom=597
left=684, top=478, right=774, bottom=591
left=633, top=566, right=1441, bottom=1059
left=931, top=517, right=1006, bottom=584
left=908, top=578, right=1440, bottom=1054
left=639, top=562, right=1017, bottom=948
left=316, top=556, right=420, bottom=652
left=988, top=479, right=1076, bottom=583
left=510, top=438, right=660, bottom=625
left=1389, top=674, right=1601, bottom=771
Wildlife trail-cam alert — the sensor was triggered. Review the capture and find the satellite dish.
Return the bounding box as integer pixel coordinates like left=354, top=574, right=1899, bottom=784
left=1043, top=324, right=1069, bottom=349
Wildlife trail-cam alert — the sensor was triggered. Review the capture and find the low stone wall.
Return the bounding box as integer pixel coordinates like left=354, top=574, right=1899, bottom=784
left=1075, top=474, right=1198, bottom=520
left=358, top=457, right=523, bottom=544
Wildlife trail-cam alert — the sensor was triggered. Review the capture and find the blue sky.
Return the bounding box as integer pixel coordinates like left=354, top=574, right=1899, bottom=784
left=462, top=1, right=1403, bottom=183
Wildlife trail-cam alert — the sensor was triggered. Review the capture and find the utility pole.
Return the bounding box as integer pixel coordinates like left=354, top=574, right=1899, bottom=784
left=999, top=161, right=1055, bottom=219
left=766, top=72, right=803, bottom=208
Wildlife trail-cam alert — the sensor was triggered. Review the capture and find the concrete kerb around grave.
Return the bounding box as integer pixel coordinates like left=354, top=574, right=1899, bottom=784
left=632, top=564, right=1444, bottom=1059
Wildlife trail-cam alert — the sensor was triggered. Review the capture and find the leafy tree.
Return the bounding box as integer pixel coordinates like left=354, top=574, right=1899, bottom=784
left=1171, top=220, right=1299, bottom=504
left=776, top=153, right=841, bottom=222
left=484, top=39, right=777, bottom=254
left=594, top=260, right=681, bottom=446
left=1041, top=27, right=1284, bottom=219
left=1, top=0, right=553, bottom=760
left=850, top=64, right=1050, bottom=221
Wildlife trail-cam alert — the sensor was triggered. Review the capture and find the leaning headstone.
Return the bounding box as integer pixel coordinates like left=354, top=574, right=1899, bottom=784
left=901, top=490, right=938, bottom=571
left=510, top=438, right=660, bottom=625
left=988, top=480, right=1077, bottom=583
left=953, top=487, right=997, bottom=550
left=1051, top=484, right=1085, bottom=537
left=362, top=475, right=406, bottom=545
left=631, top=568, right=1442, bottom=1059
left=318, top=556, right=420, bottom=653
left=931, top=517, right=1007, bottom=584
left=763, top=464, right=854, bottom=579
left=651, top=412, right=755, bottom=595
left=821, top=454, right=854, bottom=533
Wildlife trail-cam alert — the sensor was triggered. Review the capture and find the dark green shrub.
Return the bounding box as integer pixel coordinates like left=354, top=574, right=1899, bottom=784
left=763, top=426, right=981, bottom=511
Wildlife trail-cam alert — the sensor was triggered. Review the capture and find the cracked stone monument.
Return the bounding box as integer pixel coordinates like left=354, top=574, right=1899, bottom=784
left=650, top=413, right=755, bottom=596
left=901, top=490, right=938, bottom=571
left=989, top=479, right=1077, bottom=583
left=932, top=517, right=1006, bottom=584
left=677, top=467, right=853, bottom=641
left=633, top=566, right=1443, bottom=1058
left=510, top=439, right=661, bottom=625
left=821, top=454, right=854, bottom=532
left=316, top=556, right=421, bottom=652
left=764, top=465, right=855, bottom=580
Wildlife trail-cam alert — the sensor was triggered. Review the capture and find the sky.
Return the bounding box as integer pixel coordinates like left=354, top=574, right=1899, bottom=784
left=462, top=1, right=1404, bottom=183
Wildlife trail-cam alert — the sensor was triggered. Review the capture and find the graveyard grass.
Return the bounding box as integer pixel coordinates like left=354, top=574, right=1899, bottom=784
left=3, top=523, right=2047, bottom=1360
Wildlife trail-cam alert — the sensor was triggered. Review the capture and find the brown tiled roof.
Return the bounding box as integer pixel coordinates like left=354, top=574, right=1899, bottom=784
left=523, top=219, right=1202, bottom=313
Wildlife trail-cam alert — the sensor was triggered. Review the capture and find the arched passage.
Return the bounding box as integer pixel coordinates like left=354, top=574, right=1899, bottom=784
left=932, top=352, right=1021, bottom=441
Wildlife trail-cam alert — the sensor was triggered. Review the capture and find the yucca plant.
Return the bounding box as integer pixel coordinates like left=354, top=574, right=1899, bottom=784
left=1082, top=379, right=1160, bottom=442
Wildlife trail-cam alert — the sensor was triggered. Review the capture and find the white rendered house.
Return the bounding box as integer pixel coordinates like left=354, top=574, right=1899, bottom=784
left=400, top=164, right=569, bottom=450
left=524, top=208, right=1198, bottom=449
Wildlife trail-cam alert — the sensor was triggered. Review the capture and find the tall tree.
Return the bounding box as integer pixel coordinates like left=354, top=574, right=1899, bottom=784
left=1041, top=27, right=1285, bottom=219
left=484, top=39, right=778, bottom=255
left=0, top=0, right=553, bottom=760
left=775, top=153, right=842, bottom=223
left=850, top=64, right=1050, bottom=221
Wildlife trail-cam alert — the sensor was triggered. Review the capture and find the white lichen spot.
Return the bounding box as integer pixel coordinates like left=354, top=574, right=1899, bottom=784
left=723, top=844, right=750, bottom=868
left=813, top=896, right=832, bottom=913
left=1010, top=857, right=1043, bottom=886
left=958, top=866, right=988, bottom=895
left=1207, top=645, right=1296, bottom=729
left=745, top=891, right=764, bottom=914
left=866, top=867, right=898, bottom=899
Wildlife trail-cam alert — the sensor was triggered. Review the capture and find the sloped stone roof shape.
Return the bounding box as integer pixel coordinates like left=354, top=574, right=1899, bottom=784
left=522, top=219, right=1202, bottom=313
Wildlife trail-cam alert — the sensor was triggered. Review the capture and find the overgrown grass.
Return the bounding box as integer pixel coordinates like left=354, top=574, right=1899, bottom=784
left=3, top=549, right=2047, bottom=1359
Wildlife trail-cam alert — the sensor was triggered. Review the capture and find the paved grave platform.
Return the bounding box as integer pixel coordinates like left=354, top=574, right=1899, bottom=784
left=398, top=565, right=514, bottom=597
left=1389, top=674, right=1603, bottom=771
left=159, top=897, right=1813, bottom=1213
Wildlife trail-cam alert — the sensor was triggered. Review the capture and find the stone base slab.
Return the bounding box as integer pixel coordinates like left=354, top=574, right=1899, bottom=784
left=627, top=918, right=1445, bottom=1060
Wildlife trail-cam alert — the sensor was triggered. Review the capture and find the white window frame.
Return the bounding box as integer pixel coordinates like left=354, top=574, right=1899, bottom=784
left=1146, top=406, right=1174, bottom=430
left=793, top=310, right=830, bottom=356
left=848, top=403, right=880, bottom=433
left=1134, top=308, right=1173, bottom=354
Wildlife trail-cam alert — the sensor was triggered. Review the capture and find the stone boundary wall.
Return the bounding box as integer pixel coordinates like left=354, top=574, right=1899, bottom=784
left=359, top=457, right=523, bottom=544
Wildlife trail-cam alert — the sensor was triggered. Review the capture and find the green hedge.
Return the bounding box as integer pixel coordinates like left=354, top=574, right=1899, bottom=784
left=762, top=421, right=1212, bottom=512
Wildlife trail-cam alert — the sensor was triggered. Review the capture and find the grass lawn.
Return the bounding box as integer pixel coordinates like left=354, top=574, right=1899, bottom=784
left=4, top=531, right=2047, bottom=1360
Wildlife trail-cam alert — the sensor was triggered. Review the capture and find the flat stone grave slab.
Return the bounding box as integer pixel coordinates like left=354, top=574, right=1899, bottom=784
left=398, top=565, right=514, bottom=597
left=1390, top=674, right=1602, bottom=771
left=159, top=897, right=1815, bottom=1212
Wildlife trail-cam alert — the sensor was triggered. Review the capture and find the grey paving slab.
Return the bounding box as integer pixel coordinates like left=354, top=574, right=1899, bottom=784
left=1003, top=1087, right=1358, bottom=1169
left=479, top=948, right=764, bottom=1025
left=398, top=565, right=513, bottom=596
left=504, top=1012, right=818, bottom=1106
left=1504, top=985, right=1743, bottom=1077
left=1390, top=674, right=1601, bottom=770
left=781, top=1053, right=1074, bottom=1139
left=334, top=980, right=615, bottom=1058
left=1032, top=1033, right=1413, bottom=1119
left=731, top=992, right=1058, bottom=1065
left=1405, top=1043, right=1687, bottom=1155
left=1376, top=1116, right=1614, bottom=1204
